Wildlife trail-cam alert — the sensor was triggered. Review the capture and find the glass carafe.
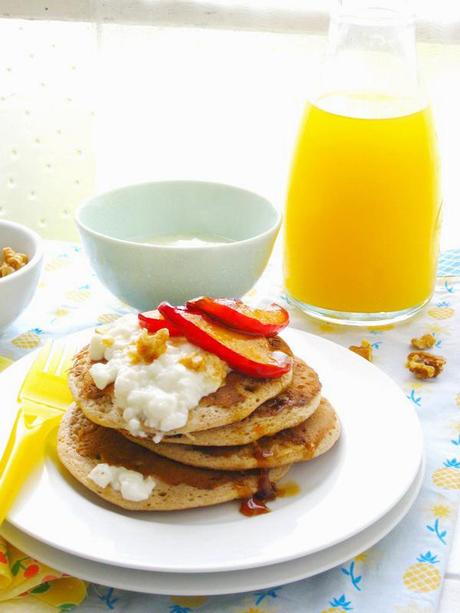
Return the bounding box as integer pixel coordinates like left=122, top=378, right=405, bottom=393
left=284, top=0, right=441, bottom=325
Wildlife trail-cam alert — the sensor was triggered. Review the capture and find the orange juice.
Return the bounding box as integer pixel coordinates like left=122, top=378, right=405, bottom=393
left=284, top=95, right=441, bottom=315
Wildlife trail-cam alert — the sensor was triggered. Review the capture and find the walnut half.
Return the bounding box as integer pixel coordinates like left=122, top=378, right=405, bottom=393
left=349, top=339, right=373, bottom=361
left=411, top=333, right=436, bottom=350
left=406, top=351, right=446, bottom=379
left=0, top=246, right=29, bottom=277
left=130, top=328, right=169, bottom=364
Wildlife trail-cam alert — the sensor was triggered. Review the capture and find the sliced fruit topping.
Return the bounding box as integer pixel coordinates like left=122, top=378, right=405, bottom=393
left=186, top=297, right=289, bottom=336
left=158, top=303, right=291, bottom=379
left=138, top=310, right=181, bottom=336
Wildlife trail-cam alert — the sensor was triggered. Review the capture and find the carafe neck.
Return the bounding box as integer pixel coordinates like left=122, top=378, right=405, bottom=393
left=314, top=1, right=425, bottom=116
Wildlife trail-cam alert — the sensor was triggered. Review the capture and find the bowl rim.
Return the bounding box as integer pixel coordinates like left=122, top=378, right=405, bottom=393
left=75, top=180, right=282, bottom=250
left=0, top=219, right=44, bottom=286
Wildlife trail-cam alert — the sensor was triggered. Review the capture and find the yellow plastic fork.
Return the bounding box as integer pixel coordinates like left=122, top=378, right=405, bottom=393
left=0, top=341, right=74, bottom=524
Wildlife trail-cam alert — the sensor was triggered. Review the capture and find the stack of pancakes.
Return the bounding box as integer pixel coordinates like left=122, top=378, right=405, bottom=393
left=58, top=337, right=341, bottom=512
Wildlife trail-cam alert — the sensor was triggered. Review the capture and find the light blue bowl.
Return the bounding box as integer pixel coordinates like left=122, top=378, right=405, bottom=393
left=76, top=181, right=281, bottom=310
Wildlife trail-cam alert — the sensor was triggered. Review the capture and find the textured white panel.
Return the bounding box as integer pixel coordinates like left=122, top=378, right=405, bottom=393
left=0, top=19, right=97, bottom=240
left=95, top=25, right=325, bottom=210
left=418, top=42, right=460, bottom=251
left=95, top=24, right=460, bottom=249
left=0, top=17, right=458, bottom=248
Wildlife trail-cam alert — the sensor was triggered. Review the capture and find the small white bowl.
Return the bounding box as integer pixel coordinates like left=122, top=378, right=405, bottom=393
left=0, top=220, right=44, bottom=333
left=76, top=181, right=281, bottom=310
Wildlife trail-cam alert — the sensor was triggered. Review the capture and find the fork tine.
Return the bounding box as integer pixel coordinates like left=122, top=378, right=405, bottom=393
left=18, top=339, right=74, bottom=409
left=46, top=343, right=66, bottom=375
left=60, top=342, right=78, bottom=374
left=28, top=342, right=53, bottom=373
left=17, top=343, right=52, bottom=402
left=22, top=402, right=64, bottom=418
left=0, top=410, right=21, bottom=475
left=1, top=341, right=72, bottom=518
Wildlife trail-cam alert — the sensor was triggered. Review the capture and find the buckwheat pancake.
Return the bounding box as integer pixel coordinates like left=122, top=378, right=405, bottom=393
left=68, top=336, right=293, bottom=436
left=58, top=405, right=290, bottom=511
left=127, top=398, right=340, bottom=471
left=157, top=357, right=321, bottom=446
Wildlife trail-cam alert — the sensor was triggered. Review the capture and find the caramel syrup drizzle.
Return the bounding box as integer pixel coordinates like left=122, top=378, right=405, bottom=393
left=239, top=470, right=299, bottom=517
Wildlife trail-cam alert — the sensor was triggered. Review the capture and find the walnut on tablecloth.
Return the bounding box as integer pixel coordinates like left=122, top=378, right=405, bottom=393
left=410, top=333, right=436, bottom=350
left=406, top=351, right=446, bottom=379
left=349, top=339, right=373, bottom=361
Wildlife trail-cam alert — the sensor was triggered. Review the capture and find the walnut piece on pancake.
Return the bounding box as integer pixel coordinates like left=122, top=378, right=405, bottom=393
left=180, top=352, right=206, bottom=371
left=410, top=333, right=436, bottom=350
left=406, top=351, right=446, bottom=379
left=349, top=339, right=373, bottom=361
left=130, top=328, right=169, bottom=364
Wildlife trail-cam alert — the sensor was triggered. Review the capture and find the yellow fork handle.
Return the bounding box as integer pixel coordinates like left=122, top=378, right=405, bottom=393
left=0, top=411, right=62, bottom=525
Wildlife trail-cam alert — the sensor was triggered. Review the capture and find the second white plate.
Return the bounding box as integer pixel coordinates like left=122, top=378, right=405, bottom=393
left=2, top=327, right=424, bottom=573
left=2, top=459, right=424, bottom=595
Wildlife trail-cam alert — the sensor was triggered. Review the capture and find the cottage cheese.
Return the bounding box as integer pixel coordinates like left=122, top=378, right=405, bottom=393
left=88, top=463, right=155, bottom=502
left=88, top=314, right=228, bottom=436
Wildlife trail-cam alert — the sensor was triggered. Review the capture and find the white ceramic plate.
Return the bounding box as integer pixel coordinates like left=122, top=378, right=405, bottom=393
left=1, top=459, right=424, bottom=595
left=1, top=327, right=423, bottom=573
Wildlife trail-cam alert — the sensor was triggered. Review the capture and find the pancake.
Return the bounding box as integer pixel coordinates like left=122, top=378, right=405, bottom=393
left=155, top=357, right=321, bottom=446
left=127, top=398, right=340, bottom=471
left=68, top=336, right=293, bottom=436
left=57, top=405, right=290, bottom=511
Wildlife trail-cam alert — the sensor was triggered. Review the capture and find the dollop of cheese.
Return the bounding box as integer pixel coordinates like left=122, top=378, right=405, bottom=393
left=88, top=463, right=155, bottom=502
left=88, top=314, right=228, bottom=435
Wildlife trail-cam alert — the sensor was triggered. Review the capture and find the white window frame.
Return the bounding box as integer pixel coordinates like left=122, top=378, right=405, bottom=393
left=1, top=1, right=459, bottom=42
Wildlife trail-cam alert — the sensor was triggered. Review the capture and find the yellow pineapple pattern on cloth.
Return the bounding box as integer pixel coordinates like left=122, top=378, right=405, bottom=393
left=450, top=421, right=460, bottom=448
left=395, top=603, right=435, bottom=613
left=235, top=608, right=280, bottom=613
left=64, top=286, right=91, bottom=304
left=403, top=552, right=441, bottom=593
left=427, top=301, right=455, bottom=320
left=54, top=307, right=69, bottom=318
left=11, top=330, right=42, bottom=349
left=316, top=322, right=346, bottom=335
left=432, top=459, right=460, bottom=490
left=0, top=355, right=12, bottom=372
left=227, top=593, right=282, bottom=613
left=170, top=596, right=208, bottom=608
left=430, top=503, right=452, bottom=519
left=45, top=258, right=69, bottom=273
left=353, top=551, right=368, bottom=563
left=97, top=313, right=121, bottom=325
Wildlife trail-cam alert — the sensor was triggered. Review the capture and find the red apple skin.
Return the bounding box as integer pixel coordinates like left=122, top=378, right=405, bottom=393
left=24, top=564, right=40, bottom=579
left=138, top=311, right=182, bottom=336
left=186, top=297, right=289, bottom=336
left=158, top=303, right=291, bottom=379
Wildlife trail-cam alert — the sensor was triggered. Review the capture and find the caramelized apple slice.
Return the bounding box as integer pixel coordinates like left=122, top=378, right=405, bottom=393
left=138, top=310, right=182, bottom=336
left=158, top=303, right=292, bottom=378
left=187, top=297, right=289, bottom=336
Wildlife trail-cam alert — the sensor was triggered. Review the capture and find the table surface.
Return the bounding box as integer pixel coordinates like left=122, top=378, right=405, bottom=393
left=1, top=241, right=460, bottom=613
left=443, top=518, right=460, bottom=610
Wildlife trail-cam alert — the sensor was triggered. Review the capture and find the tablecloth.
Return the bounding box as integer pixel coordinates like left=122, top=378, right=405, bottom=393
left=1, top=242, right=459, bottom=613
